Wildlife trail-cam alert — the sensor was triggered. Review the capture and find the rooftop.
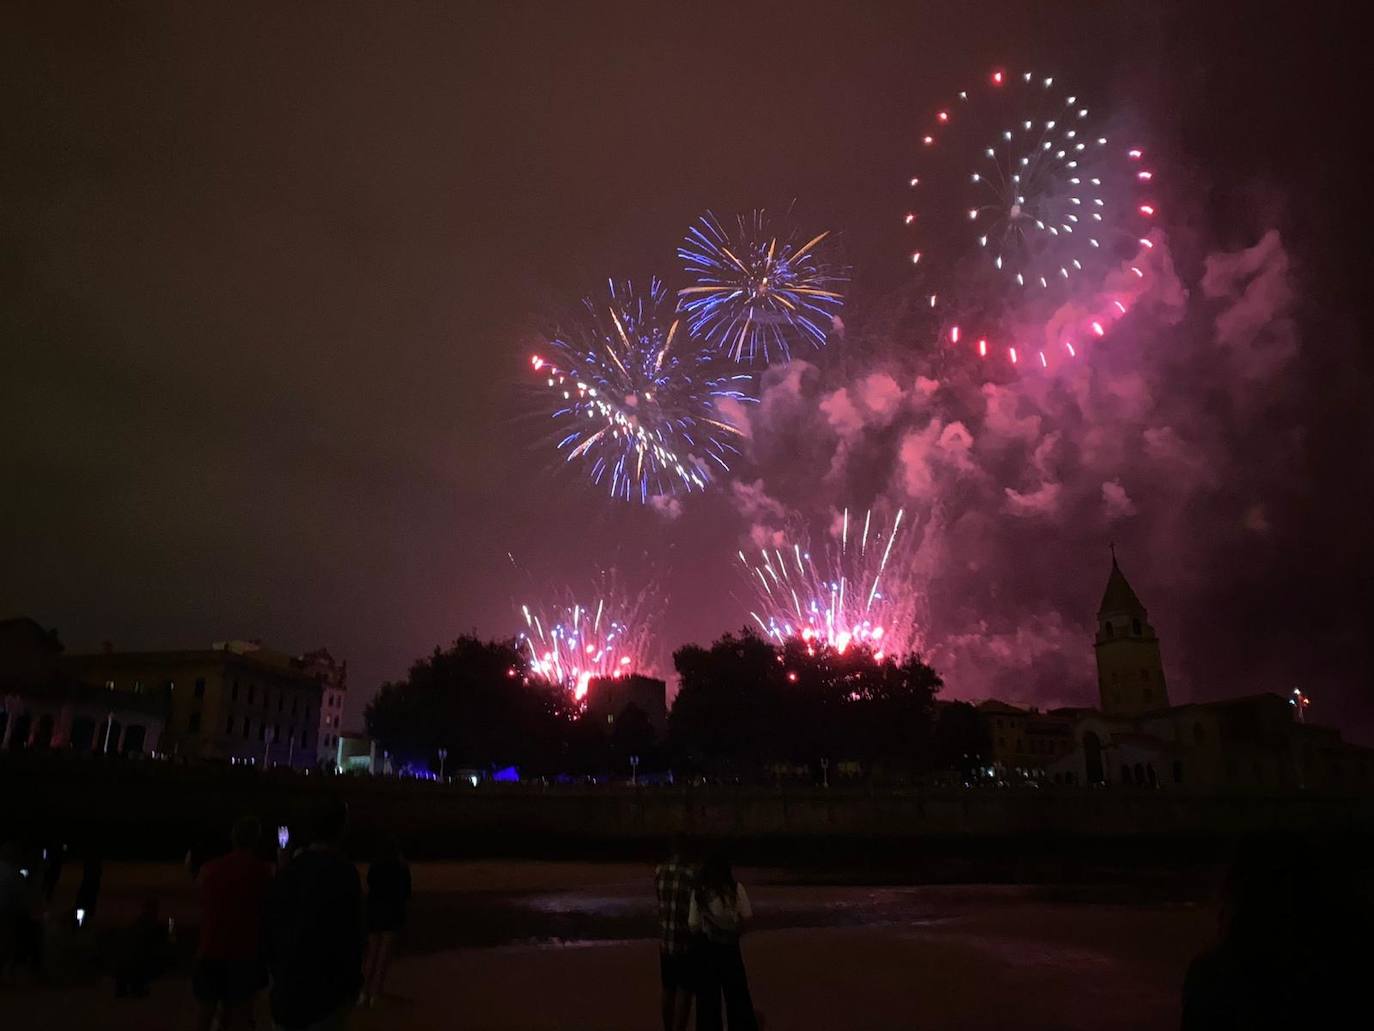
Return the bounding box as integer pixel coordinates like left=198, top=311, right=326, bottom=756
left=1098, top=555, right=1147, bottom=618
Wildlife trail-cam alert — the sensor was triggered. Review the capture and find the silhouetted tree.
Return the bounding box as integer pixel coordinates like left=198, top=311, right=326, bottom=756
left=668, top=629, right=782, bottom=775
left=365, top=635, right=576, bottom=773
left=609, top=701, right=658, bottom=774
left=669, top=627, right=943, bottom=779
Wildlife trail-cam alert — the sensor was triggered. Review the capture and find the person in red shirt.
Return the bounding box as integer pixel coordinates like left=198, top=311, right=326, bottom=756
left=193, top=815, right=272, bottom=1031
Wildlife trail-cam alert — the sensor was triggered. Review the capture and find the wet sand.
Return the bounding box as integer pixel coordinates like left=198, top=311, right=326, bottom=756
left=8, top=861, right=1212, bottom=1029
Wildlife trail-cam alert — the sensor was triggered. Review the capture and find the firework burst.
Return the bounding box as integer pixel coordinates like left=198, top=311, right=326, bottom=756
left=517, top=581, right=658, bottom=701
left=678, top=210, right=848, bottom=365
left=905, top=69, right=1160, bottom=369
left=739, top=507, right=923, bottom=660
left=531, top=278, right=753, bottom=503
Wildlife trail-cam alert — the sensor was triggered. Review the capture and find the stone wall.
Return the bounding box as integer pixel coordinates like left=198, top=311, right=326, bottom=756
left=9, top=755, right=1374, bottom=863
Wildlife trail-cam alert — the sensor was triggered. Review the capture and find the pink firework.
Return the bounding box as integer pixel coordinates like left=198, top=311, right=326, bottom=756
left=517, top=583, right=657, bottom=701
left=738, top=507, right=923, bottom=660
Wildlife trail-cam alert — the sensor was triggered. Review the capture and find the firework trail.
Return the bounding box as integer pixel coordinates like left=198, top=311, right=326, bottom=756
left=904, top=69, right=1161, bottom=369
left=517, top=578, right=658, bottom=701
left=530, top=278, right=754, bottom=503
left=678, top=209, right=848, bottom=365
left=738, top=506, right=923, bottom=660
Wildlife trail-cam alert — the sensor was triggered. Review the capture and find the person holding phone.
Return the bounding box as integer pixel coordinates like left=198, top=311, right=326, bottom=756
left=266, top=798, right=364, bottom=1031
left=192, top=816, right=272, bottom=1031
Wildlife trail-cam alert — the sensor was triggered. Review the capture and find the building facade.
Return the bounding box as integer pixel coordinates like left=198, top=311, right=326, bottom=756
left=585, top=674, right=668, bottom=736
left=0, top=617, right=166, bottom=756
left=67, top=640, right=325, bottom=768
left=977, top=699, right=1077, bottom=778
left=299, top=648, right=348, bottom=763
left=1046, top=556, right=1373, bottom=791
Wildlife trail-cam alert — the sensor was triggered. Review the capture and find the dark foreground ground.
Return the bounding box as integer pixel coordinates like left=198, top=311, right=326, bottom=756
left=6, top=860, right=1212, bottom=1030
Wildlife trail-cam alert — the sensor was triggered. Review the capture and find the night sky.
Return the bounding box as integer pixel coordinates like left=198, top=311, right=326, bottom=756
left=4, top=3, right=1368, bottom=738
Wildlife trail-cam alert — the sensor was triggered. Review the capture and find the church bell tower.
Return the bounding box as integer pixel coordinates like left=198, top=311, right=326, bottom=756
left=1094, top=551, right=1169, bottom=716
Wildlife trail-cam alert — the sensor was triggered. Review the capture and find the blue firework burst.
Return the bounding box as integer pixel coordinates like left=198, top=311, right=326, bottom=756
left=530, top=278, right=754, bottom=504
left=678, top=210, right=847, bottom=364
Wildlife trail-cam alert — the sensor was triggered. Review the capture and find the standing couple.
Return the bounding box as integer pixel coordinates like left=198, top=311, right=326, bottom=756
left=655, top=837, right=759, bottom=1031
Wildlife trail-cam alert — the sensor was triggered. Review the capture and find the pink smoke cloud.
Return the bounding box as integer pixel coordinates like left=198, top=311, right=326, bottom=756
left=819, top=387, right=864, bottom=439
left=648, top=494, right=683, bottom=520
left=1202, top=229, right=1297, bottom=382
left=1101, top=479, right=1137, bottom=520
left=733, top=229, right=1302, bottom=709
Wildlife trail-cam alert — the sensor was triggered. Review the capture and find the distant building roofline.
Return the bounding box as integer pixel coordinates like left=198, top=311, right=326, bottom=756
left=65, top=647, right=320, bottom=684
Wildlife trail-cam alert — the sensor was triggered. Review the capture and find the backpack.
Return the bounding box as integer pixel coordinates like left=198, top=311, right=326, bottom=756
left=697, top=886, right=741, bottom=944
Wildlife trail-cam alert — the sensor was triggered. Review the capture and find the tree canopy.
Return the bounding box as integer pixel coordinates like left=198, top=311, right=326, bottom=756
left=669, top=628, right=944, bottom=779
left=366, top=628, right=971, bottom=782
left=364, top=635, right=576, bottom=772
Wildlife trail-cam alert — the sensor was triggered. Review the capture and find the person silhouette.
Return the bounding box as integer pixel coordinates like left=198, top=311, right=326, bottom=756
left=359, top=834, right=411, bottom=1007
left=655, top=835, right=697, bottom=1031
left=192, top=816, right=272, bottom=1030
left=266, top=799, right=364, bottom=1031
left=1182, top=835, right=1370, bottom=1029
left=689, top=854, right=758, bottom=1031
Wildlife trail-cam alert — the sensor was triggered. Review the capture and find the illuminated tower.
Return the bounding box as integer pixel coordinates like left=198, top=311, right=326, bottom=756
left=1094, top=551, right=1169, bottom=716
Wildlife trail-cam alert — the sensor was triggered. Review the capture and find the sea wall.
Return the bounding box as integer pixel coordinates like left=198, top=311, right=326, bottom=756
left=8, top=754, right=1374, bottom=863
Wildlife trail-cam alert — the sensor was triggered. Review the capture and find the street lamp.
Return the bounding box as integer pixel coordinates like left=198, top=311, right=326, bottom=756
left=1290, top=687, right=1310, bottom=723
left=820, top=757, right=830, bottom=789
left=438, top=747, right=449, bottom=782
left=630, top=754, right=640, bottom=786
